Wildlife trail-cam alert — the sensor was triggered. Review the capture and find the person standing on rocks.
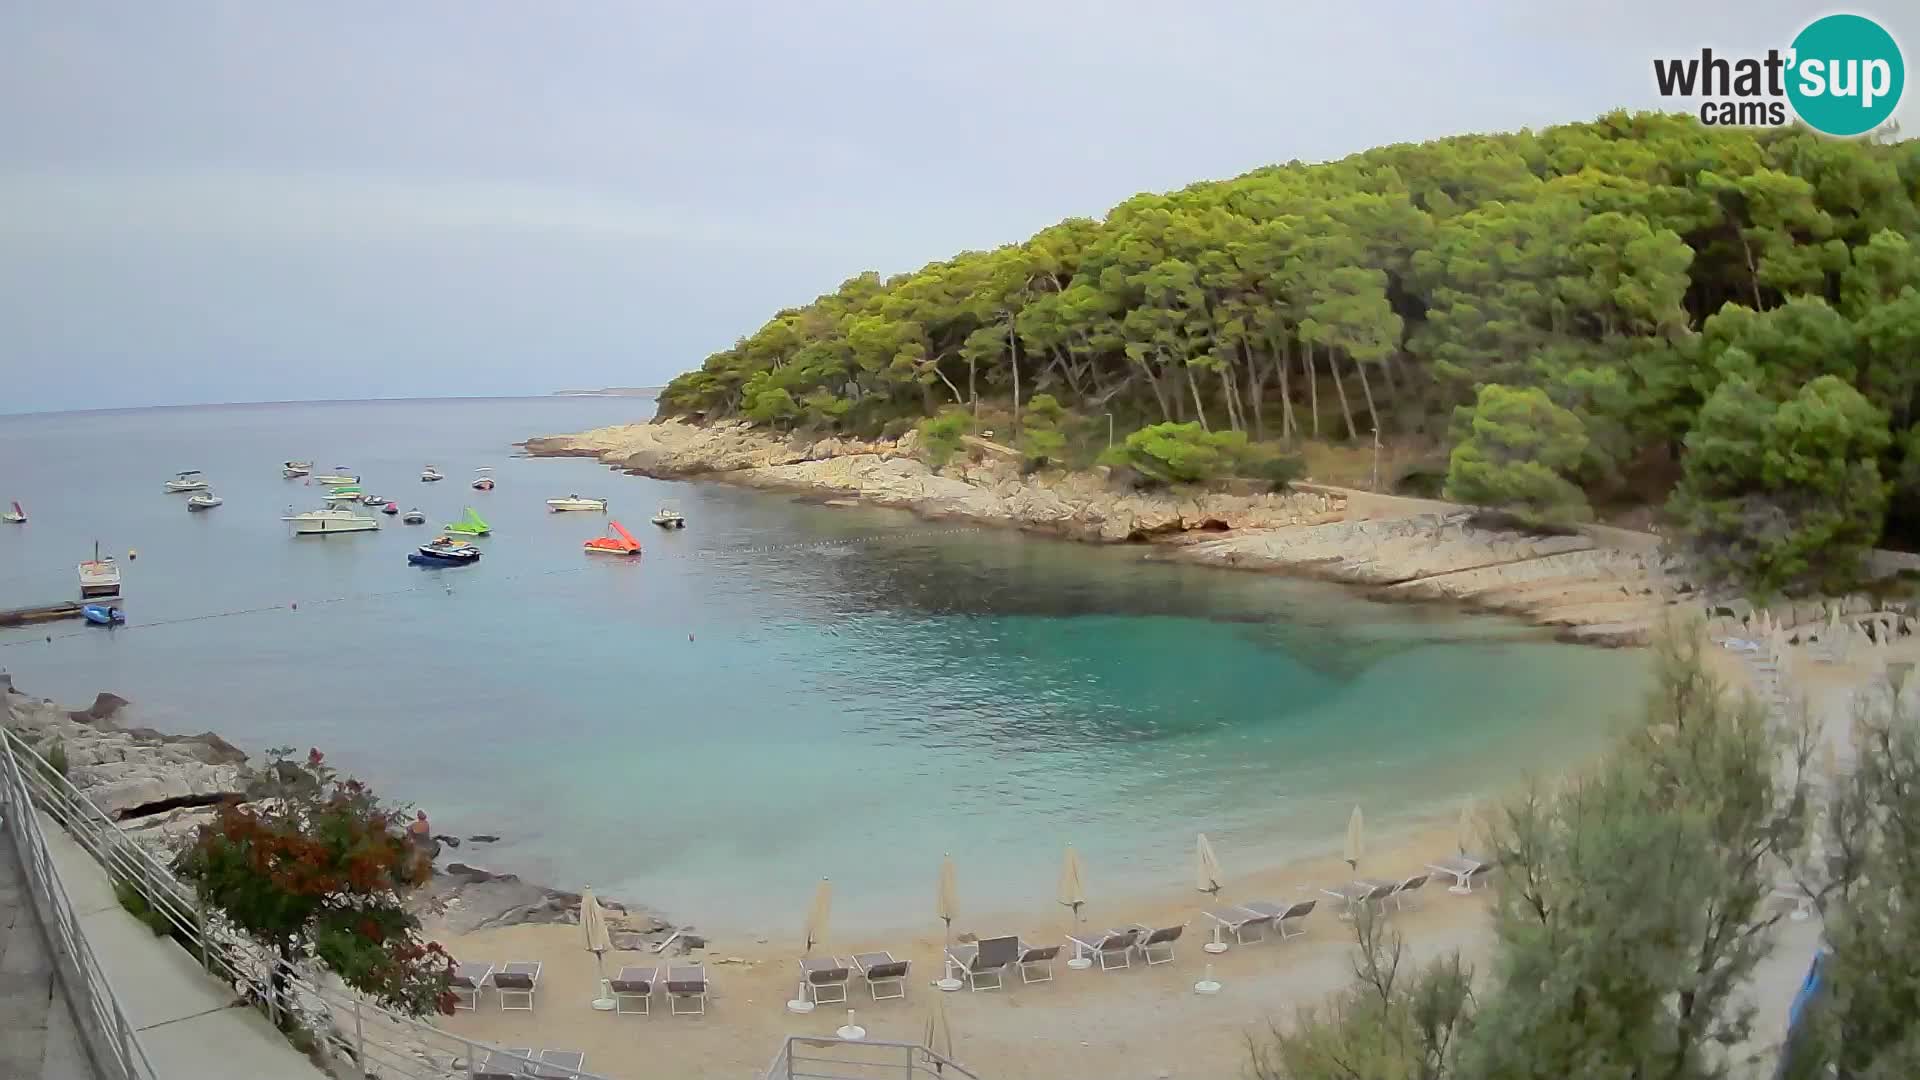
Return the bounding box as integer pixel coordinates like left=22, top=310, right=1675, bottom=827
left=406, top=810, right=439, bottom=874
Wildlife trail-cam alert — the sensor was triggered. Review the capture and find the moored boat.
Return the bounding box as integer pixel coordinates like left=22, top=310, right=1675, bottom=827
left=650, top=506, right=686, bottom=529
left=407, top=535, right=482, bottom=566
left=471, top=468, right=495, bottom=491
left=186, top=492, right=223, bottom=512
left=283, top=460, right=313, bottom=478
left=81, top=603, right=126, bottom=626
left=359, top=492, right=388, bottom=506
left=163, top=470, right=209, bottom=493
left=78, top=542, right=121, bottom=598
left=583, top=520, right=642, bottom=556
left=381, top=501, right=400, bottom=515
left=546, top=494, right=608, bottom=512
left=2, top=501, right=23, bottom=524
left=421, top=465, right=445, bottom=482
left=283, top=506, right=381, bottom=535
left=444, top=507, right=491, bottom=536
left=312, top=469, right=359, bottom=485
left=402, top=508, right=427, bottom=525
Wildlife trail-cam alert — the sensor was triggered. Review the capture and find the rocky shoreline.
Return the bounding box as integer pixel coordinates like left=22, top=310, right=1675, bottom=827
left=0, top=675, right=680, bottom=943
left=524, top=418, right=1680, bottom=647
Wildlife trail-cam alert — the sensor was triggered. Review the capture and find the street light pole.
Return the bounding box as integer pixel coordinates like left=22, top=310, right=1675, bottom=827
left=1103, top=413, right=1114, bottom=447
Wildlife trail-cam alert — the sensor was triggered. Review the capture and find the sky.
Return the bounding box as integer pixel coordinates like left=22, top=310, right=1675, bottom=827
left=2, top=2, right=1914, bottom=413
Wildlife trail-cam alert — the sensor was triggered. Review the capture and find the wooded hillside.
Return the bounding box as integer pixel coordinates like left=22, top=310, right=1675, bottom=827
left=659, top=112, right=1920, bottom=596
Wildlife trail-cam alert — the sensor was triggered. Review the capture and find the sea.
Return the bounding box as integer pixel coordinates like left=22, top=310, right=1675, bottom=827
left=0, top=397, right=1648, bottom=931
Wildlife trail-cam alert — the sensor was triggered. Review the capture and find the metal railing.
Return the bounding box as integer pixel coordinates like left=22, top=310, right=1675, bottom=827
left=1, top=727, right=613, bottom=1080
left=0, top=728, right=157, bottom=1080
left=764, top=1036, right=979, bottom=1080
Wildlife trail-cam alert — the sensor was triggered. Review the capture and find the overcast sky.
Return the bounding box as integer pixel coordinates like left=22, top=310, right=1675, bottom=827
left=2, top=2, right=1913, bottom=413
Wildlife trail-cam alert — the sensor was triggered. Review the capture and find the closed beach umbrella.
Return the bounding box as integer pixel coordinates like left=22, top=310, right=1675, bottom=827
left=936, top=854, right=959, bottom=944
left=580, top=887, right=615, bottom=1009
left=1456, top=801, right=1476, bottom=856
left=1194, top=834, right=1224, bottom=899
left=804, top=877, right=833, bottom=956
left=1057, top=845, right=1087, bottom=924
left=1344, top=806, right=1366, bottom=873
left=924, top=989, right=956, bottom=1068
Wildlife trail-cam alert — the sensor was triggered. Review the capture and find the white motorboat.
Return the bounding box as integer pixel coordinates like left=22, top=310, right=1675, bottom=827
left=650, top=506, right=686, bottom=529
left=324, top=487, right=366, bottom=504
left=401, top=508, right=427, bottom=525
left=78, top=542, right=120, bottom=598
left=359, top=492, right=388, bottom=506
left=546, top=495, right=608, bottom=512
left=186, top=492, right=224, bottom=512
left=312, top=469, right=359, bottom=485
left=163, top=470, right=209, bottom=493
left=282, top=460, right=313, bottom=478
left=283, top=506, right=380, bottom=535
left=421, top=465, right=445, bottom=482
left=471, top=468, right=495, bottom=491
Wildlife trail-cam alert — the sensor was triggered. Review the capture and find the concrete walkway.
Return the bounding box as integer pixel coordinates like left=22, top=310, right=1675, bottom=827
left=0, top=837, right=96, bottom=1080
left=37, top=819, right=322, bottom=1079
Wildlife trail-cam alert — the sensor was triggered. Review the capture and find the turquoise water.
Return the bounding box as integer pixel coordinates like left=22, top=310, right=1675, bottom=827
left=0, top=399, right=1646, bottom=930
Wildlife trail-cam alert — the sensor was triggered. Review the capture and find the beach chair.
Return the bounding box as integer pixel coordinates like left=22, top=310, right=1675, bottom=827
left=1238, top=899, right=1316, bottom=940
left=944, top=934, right=1019, bottom=991
left=1013, top=941, right=1060, bottom=984
left=1066, top=927, right=1140, bottom=971
left=850, top=951, right=910, bottom=1001
left=1771, top=879, right=1816, bottom=921
left=533, top=1049, right=586, bottom=1080
left=473, top=1047, right=534, bottom=1080
left=1201, top=906, right=1273, bottom=947
left=1356, top=873, right=1430, bottom=912
left=450, top=961, right=492, bottom=1011
left=610, top=965, right=657, bottom=1015
left=492, top=961, right=541, bottom=1011
left=1320, top=881, right=1394, bottom=918
left=798, top=956, right=851, bottom=1005
left=666, top=965, right=709, bottom=1016
left=1425, top=855, right=1491, bottom=894
left=1129, top=922, right=1186, bottom=966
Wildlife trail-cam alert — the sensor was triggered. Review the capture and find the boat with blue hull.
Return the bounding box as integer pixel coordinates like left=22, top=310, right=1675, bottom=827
left=82, top=603, right=126, bottom=626
left=407, top=536, right=482, bottom=567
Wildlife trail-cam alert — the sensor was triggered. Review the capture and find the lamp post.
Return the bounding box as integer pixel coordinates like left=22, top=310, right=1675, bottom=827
left=1102, top=413, right=1114, bottom=448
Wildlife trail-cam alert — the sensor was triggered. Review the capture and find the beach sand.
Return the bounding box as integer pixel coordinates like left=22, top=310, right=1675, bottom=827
left=431, top=628, right=1894, bottom=1080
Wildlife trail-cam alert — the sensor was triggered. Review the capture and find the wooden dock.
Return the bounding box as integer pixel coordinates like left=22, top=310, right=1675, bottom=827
left=0, top=601, right=85, bottom=627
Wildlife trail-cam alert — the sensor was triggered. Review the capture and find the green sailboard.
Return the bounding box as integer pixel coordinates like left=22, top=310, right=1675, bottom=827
left=444, top=507, right=491, bottom=536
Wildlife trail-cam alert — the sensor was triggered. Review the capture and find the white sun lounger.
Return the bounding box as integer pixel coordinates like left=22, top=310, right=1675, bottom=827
left=1201, top=906, right=1272, bottom=947
left=1355, top=873, right=1430, bottom=911
left=850, top=951, right=910, bottom=1000
left=1425, top=855, right=1491, bottom=894
left=450, top=961, right=492, bottom=1010
left=1320, top=881, right=1394, bottom=918
left=666, top=965, right=709, bottom=1016
left=1128, top=922, right=1186, bottom=965
left=1013, top=941, right=1060, bottom=983
left=1237, top=898, right=1317, bottom=940
left=610, top=966, right=657, bottom=1015
left=474, top=1048, right=535, bottom=1080
left=1066, top=927, right=1141, bottom=971
left=944, top=935, right=1019, bottom=991
left=534, top=1049, right=586, bottom=1079
left=492, top=961, right=541, bottom=1011
left=798, top=956, right=850, bottom=1005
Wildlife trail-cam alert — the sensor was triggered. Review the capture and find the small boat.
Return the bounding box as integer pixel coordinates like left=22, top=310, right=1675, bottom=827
left=283, top=460, right=313, bottom=478
left=186, top=492, right=224, bottom=512
left=82, top=603, right=126, bottom=627
left=312, top=469, right=359, bottom=485
left=283, top=506, right=381, bottom=535
left=164, top=470, right=209, bottom=493
left=78, top=542, right=121, bottom=598
left=2, top=501, right=23, bottom=524
left=324, top=489, right=365, bottom=504
left=584, top=520, right=642, bottom=556
left=471, top=468, right=495, bottom=491
left=421, top=465, right=445, bottom=483
left=546, top=494, right=608, bottom=512
left=381, top=501, right=400, bottom=516
left=407, top=535, right=482, bottom=566
left=650, top=506, right=686, bottom=529
left=359, top=492, right=388, bottom=506
left=444, top=507, right=491, bottom=536
left=402, top=508, right=427, bottom=525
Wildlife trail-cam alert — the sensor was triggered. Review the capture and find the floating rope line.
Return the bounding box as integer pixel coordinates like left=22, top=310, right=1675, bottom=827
left=0, top=526, right=988, bottom=649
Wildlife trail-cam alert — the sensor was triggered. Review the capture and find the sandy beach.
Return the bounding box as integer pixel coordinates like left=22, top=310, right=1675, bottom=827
left=428, top=622, right=1905, bottom=1080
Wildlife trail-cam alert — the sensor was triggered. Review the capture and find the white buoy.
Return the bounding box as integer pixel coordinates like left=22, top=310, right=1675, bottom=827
left=836, top=1008, right=866, bottom=1040
left=1194, top=963, right=1222, bottom=995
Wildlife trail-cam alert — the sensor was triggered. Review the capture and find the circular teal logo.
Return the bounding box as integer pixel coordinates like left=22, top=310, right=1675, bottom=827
left=1787, top=14, right=1905, bottom=136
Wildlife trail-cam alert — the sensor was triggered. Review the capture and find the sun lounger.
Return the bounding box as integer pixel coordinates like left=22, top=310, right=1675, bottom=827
left=1237, top=899, right=1317, bottom=940
left=1013, top=941, right=1060, bottom=984
left=1129, top=922, right=1186, bottom=966
left=1425, top=855, right=1491, bottom=894
left=473, top=1047, right=535, bottom=1080
left=492, top=961, right=541, bottom=1011
left=1320, top=881, right=1394, bottom=918
left=666, top=965, right=709, bottom=1015
left=533, top=1049, right=586, bottom=1079
left=450, top=961, right=492, bottom=1010
left=1356, top=873, right=1430, bottom=911
left=1771, top=880, right=1815, bottom=920
left=850, top=951, right=910, bottom=1001
left=799, top=956, right=850, bottom=1005
left=1201, top=906, right=1273, bottom=947
left=610, top=966, right=657, bottom=1015
left=944, top=934, right=1019, bottom=991
left=1066, top=927, right=1141, bottom=971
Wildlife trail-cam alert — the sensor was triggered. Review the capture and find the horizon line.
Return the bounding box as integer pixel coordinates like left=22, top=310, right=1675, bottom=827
left=0, top=392, right=660, bottom=421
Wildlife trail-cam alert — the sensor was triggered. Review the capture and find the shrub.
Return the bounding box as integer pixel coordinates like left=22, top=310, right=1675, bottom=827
left=917, top=409, right=973, bottom=470
left=115, top=879, right=173, bottom=937
left=1108, top=422, right=1250, bottom=485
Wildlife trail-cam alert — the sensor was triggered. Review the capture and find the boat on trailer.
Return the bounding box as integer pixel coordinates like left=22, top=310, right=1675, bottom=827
left=584, top=520, right=642, bottom=556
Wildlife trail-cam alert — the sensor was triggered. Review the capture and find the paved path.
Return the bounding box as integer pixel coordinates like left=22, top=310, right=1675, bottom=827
left=0, top=836, right=96, bottom=1080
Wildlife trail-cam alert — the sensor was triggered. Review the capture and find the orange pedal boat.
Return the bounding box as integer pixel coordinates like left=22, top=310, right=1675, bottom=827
left=584, top=520, right=642, bottom=556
